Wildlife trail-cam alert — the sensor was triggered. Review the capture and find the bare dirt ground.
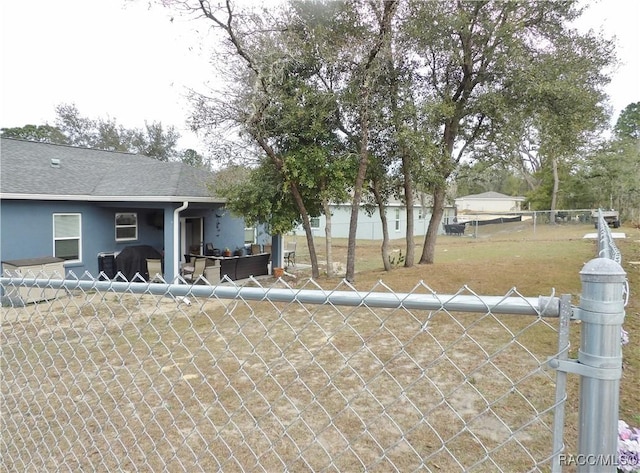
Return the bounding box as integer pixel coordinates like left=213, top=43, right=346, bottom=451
left=2, top=221, right=638, bottom=472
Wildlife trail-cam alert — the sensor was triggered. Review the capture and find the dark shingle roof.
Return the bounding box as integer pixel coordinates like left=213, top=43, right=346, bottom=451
left=0, top=138, right=222, bottom=202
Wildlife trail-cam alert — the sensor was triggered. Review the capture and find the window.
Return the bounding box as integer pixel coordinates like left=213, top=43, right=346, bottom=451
left=395, top=209, right=400, bottom=231
left=244, top=227, right=255, bottom=244
left=53, top=213, right=81, bottom=261
left=310, top=217, right=320, bottom=229
left=115, top=212, right=138, bottom=241
left=418, top=208, right=423, bottom=220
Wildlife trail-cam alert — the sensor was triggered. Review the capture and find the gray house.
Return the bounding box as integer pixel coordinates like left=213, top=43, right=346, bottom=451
left=293, top=194, right=457, bottom=240
left=454, top=191, right=526, bottom=214
left=0, top=138, right=272, bottom=281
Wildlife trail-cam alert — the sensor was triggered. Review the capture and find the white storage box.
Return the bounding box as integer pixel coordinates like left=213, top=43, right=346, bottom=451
left=2, top=256, right=66, bottom=304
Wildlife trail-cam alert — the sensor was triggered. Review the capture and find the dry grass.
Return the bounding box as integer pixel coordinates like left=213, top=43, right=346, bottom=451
left=2, top=292, right=559, bottom=472
left=2, top=220, right=638, bottom=472
left=288, top=220, right=640, bottom=430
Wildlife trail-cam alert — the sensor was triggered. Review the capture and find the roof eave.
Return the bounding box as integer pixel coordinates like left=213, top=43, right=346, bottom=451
left=0, top=193, right=226, bottom=204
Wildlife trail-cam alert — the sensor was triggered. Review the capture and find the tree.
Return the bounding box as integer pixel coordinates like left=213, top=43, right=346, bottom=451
left=167, top=0, right=614, bottom=275
left=131, top=121, right=180, bottom=161
left=614, top=102, right=640, bottom=140
left=1, top=124, right=69, bottom=144
left=3, top=105, right=201, bottom=167
left=454, top=162, right=528, bottom=198
left=51, top=103, right=182, bottom=160
left=183, top=1, right=331, bottom=278
left=582, top=103, right=640, bottom=221
left=211, top=161, right=303, bottom=235
left=340, top=1, right=399, bottom=281
left=177, top=0, right=398, bottom=280
left=394, top=0, right=614, bottom=263
left=180, top=148, right=206, bottom=167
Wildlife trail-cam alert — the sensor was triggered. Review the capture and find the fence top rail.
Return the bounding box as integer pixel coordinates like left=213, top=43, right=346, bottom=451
left=0, top=277, right=560, bottom=317
left=596, top=208, right=621, bottom=264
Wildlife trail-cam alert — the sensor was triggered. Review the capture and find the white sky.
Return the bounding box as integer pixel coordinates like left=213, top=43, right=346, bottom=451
left=1, top=0, right=639, bottom=153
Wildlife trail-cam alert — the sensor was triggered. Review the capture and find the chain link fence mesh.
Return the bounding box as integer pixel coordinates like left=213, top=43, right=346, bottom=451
left=1, top=274, right=566, bottom=472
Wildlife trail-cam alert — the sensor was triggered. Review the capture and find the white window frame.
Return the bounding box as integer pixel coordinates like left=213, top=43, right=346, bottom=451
left=310, top=217, right=320, bottom=229
left=395, top=208, right=401, bottom=231
left=53, top=213, right=82, bottom=263
left=115, top=212, right=138, bottom=242
left=244, top=226, right=256, bottom=244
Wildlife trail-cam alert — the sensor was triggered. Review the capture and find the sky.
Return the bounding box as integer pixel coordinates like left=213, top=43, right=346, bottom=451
left=1, top=0, right=639, bottom=153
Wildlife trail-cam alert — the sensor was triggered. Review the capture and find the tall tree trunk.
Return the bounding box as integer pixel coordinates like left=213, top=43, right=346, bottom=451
left=419, top=185, right=446, bottom=264
left=195, top=1, right=327, bottom=278
left=344, top=0, right=399, bottom=282
left=418, top=103, right=462, bottom=264
left=346, top=83, right=370, bottom=282
left=254, top=134, right=320, bottom=278
left=371, top=179, right=391, bottom=272
left=322, top=198, right=335, bottom=277
left=403, top=176, right=415, bottom=267
left=386, top=17, right=414, bottom=268
left=289, top=185, right=320, bottom=279
left=550, top=156, right=559, bottom=223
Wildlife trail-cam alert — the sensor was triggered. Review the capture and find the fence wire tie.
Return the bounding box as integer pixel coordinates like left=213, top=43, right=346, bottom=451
left=623, top=278, right=630, bottom=307
left=537, top=288, right=558, bottom=317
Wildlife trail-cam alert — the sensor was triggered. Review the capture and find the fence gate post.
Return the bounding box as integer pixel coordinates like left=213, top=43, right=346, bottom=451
left=577, top=257, right=626, bottom=472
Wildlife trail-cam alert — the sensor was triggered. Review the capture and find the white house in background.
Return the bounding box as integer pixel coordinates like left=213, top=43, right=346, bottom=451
left=454, top=191, right=526, bottom=214
left=293, top=195, right=456, bottom=240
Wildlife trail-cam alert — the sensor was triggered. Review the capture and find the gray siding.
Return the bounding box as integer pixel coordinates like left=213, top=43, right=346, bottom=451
left=295, top=205, right=456, bottom=240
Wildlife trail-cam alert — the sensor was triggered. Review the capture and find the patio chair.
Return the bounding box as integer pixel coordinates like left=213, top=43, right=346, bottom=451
left=146, top=259, right=164, bottom=283
left=183, top=257, right=206, bottom=284
left=284, top=242, right=296, bottom=267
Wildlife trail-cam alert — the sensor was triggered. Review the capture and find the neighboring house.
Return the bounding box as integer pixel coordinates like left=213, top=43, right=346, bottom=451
left=294, top=194, right=456, bottom=240
left=0, top=138, right=273, bottom=280
left=454, top=191, right=526, bottom=214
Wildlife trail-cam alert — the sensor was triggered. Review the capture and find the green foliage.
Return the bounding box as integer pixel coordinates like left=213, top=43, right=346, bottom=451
left=174, top=0, right=616, bottom=266
left=180, top=149, right=206, bottom=168
left=132, top=121, right=180, bottom=162
left=614, top=102, right=640, bottom=140
left=1, top=124, right=69, bottom=144
left=211, top=161, right=304, bottom=235
left=455, top=162, right=528, bottom=198
left=3, top=103, right=186, bottom=163
left=582, top=135, right=640, bottom=216
left=54, top=104, right=181, bottom=161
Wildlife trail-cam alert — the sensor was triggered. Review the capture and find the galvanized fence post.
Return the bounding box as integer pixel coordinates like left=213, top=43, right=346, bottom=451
left=577, top=258, right=626, bottom=472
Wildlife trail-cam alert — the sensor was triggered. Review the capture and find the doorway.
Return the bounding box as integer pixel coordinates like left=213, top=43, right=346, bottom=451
left=181, top=217, right=203, bottom=261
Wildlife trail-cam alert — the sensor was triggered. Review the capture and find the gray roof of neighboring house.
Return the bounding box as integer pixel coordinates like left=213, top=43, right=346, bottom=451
left=455, top=191, right=525, bottom=201
left=0, top=138, right=223, bottom=203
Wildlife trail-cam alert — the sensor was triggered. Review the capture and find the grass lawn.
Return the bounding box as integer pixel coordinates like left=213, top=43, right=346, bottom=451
left=287, top=220, right=640, bottom=428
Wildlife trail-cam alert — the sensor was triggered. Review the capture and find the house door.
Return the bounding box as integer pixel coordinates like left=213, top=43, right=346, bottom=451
left=181, top=217, right=203, bottom=261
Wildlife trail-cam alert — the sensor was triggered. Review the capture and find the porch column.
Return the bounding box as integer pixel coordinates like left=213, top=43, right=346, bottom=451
left=271, top=234, right=283, bottom=272
left=165, top=203, right=188, bottom=280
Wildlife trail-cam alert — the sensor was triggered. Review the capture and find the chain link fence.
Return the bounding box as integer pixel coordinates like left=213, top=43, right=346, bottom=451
left=1, top=272, right=571, bottom=472
left=453, top=209, right=596, bottom=240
